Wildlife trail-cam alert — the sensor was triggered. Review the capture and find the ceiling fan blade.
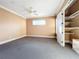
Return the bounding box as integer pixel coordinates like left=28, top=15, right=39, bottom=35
left=25, top=8, right=32, bottom=13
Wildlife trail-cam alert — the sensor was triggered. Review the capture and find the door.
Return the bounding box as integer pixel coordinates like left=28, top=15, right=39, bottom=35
left=56, top=11, right=65, bottom=47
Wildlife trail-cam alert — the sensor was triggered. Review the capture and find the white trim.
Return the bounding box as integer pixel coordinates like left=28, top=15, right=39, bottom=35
left=55, top=0, right=65, bottom=15
left=72, top=48, right=79, bottom=54
left=0, top=5, right=26, bottom=19
left=27, top=35, right=56, bottom=38
left=0, top=35, right=26, bottom=45
left=0, top=35, right=55, bottom=45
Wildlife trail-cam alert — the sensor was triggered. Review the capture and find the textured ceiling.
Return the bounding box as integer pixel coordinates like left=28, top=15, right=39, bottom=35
left=0, top=0, right=65, bottom=18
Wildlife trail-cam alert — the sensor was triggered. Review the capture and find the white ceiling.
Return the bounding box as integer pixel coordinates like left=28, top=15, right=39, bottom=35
left=0, top=0, right=65, bottom=18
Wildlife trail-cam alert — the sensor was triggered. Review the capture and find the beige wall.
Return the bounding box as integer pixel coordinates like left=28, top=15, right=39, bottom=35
left=0, top=7, right=56, bottom=43
left=27, top=17, right=56, bottom=37
left=0, top=8, right=26, bottom=42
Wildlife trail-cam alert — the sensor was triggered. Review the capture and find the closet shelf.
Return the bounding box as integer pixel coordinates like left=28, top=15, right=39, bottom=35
left=65, top=33, right=74, bottom=34
left=65, top=10, right=79, bottom=19
left=65, top=27, right=79, bottom=30
left=65, top=40, right=71, bottom=43
left=65, top=17, right=70, bottom=20
left=65, top=20, right=71, bottom=22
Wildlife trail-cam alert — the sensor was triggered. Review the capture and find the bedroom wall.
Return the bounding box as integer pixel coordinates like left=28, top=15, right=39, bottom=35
left=0, top=7, right=56, bottom=43
left=27, top=17, right=56, bottom=38
left=0, top=8, right=26, bottom=42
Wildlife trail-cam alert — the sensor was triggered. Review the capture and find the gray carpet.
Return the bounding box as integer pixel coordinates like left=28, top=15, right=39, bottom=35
left=0, top=37, right=79, bottom=59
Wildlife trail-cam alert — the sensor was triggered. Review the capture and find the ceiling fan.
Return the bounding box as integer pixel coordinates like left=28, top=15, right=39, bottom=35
left=25, top=7, right=38, bottom=15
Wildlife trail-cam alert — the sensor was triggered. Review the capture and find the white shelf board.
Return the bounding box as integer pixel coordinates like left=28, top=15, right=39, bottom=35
left=65, top=27, right=79, bottom=30
left=65, top=10, right=79, bottom=19
left=65, top=33, right=74, bottom=34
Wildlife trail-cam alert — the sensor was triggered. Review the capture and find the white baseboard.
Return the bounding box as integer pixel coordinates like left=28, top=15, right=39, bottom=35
left=0, top=35, right=55, bottom=45
left=27, top=35, right=56, bottom=38
left=0, top=35, right=26, bottom=45
left=72, top=48, right=79, bottom=54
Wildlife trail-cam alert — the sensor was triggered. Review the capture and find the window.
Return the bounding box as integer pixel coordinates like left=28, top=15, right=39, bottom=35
left=32, top=19, right=46, bottom=26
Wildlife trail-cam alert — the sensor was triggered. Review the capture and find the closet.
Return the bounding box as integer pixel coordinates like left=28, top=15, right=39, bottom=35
left=65, top=0, right=79, bottom=54
left=56, top=0, right=79, bottom=48
left=65, top=7, right=79, bottom=44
